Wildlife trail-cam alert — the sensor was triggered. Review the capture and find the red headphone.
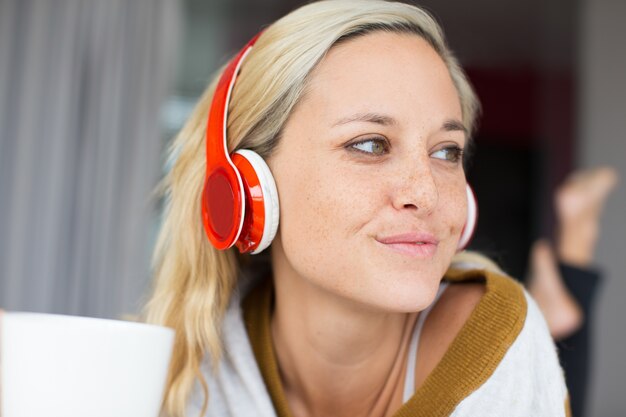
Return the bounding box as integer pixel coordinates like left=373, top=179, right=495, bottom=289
left=201, top=33, right=478, bottom=254
left=201, top=32, right=279, bottom=255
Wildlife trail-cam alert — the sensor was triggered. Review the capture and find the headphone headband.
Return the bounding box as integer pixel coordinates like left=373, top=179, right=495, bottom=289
left=202, top=32, right=263, bottom=250
left=205, top=32, right=263, bottom=173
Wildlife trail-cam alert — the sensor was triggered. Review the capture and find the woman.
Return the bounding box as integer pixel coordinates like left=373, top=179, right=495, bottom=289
left=145, top=1, right=569, bottom=416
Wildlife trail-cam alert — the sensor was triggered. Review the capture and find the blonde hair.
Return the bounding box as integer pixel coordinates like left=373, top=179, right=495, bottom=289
left=144, top=1, right=486, bottom=416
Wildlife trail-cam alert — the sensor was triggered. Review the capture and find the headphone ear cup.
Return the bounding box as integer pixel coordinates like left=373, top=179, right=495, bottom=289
left=232, top=149, right=280, bottom=254
left=457, top=184, right=478, bottom=251
left=201, top=165, right=245, bottom=250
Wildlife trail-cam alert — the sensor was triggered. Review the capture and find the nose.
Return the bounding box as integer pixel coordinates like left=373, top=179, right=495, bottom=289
left=391, top=154, right=438, bottom=214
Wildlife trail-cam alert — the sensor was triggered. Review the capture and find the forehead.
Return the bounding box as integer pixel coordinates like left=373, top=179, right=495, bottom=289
left=303, top=31, right=463, bottom=125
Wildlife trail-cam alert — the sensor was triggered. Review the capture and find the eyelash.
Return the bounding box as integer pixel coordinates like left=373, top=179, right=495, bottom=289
left=347, top=137, right=464, bottom=164
left=347, top=136, right=390, bottom=156
left=432, top=145, right=464, bottom=163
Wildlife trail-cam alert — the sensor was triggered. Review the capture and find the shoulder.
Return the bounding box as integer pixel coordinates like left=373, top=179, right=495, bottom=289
left=443, top=265, right=528, bottom=339
left=441, top=268, right=569, bottom=417
left=438, top=280, right=485, bottom=322
left=453, top=288, right=569, bottom=417
left=426, top=266, right=528, bottom=361
left=422, top=279, right=485, bottom=355
left=399, top=265, right=570, bottom=417
left=189, top=275, right=277, bottom=417
left=518, top=289, right=570, bottom=391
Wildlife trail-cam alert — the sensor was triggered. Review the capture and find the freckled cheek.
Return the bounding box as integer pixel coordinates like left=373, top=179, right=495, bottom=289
left=438, top=182, right=468, bottom=237
left=276, top=162, right=345, bottom=246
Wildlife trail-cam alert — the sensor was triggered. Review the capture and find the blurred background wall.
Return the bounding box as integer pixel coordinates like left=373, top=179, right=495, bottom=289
left=0, top=0, right=624, bottom=415
left=0, top=0, right=181, bottom=317
left=579, top=1, right=626, bottom=415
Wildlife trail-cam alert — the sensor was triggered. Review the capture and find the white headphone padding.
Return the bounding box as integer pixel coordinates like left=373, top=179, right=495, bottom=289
left=235, top=149, right=280, bottom=254
left=458, top=184, right=477, bottom=251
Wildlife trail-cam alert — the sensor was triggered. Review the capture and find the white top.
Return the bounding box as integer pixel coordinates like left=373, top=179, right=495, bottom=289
left=402, top=281, right=450, bottom=403
left=189, top=270, right=569, bottom=417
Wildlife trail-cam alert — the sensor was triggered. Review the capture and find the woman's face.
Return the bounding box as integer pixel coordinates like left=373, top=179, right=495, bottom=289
left=267, top=32, right=468, bottom=312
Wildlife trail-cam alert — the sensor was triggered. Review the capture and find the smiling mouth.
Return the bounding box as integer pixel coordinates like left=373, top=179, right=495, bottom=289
left=375, top=233, right=439, bottom=258
left=376, top=241, right=438, bottom=258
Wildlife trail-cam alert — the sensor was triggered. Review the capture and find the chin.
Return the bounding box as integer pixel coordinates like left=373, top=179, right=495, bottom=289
left=358, top=271, right=444, bottom=313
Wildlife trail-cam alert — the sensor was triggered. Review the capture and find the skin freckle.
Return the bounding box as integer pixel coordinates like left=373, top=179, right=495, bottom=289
left=269, top=32, right=466, bottom=312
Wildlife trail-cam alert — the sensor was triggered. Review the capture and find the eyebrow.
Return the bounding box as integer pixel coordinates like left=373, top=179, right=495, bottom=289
left=442, top=119, right=468, bottom=135
left=332, top=112, right=468, bottom=135
left=332, top=112, right=397, bottom=127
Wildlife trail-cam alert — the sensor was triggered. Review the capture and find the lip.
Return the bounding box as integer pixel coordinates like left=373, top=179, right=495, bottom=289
left=375, top=232, right=439, bottom=258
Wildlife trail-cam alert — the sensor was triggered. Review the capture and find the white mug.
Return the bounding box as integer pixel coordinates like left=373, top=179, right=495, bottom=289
left=0, top=311, right=174, bottom=417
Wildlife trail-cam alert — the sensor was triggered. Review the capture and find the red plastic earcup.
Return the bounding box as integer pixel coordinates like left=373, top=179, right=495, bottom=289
left=457, top=184, right=478, bottom=251
left=201, top=166, right=245, bottom=250
left=232, top=150, right=280, bottom=254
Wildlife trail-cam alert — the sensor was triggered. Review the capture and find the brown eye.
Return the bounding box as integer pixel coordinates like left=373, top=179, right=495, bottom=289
left=350, top=138, right=389, bottom=156
left=431, top=146, right=464, bottom=163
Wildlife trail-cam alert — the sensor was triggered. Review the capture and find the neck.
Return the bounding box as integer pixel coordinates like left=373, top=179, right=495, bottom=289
left=270, top=249, right=418, bottom=417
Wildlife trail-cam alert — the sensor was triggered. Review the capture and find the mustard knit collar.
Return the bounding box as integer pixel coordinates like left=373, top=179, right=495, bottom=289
left=242, top=267, right=527, bottom=417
